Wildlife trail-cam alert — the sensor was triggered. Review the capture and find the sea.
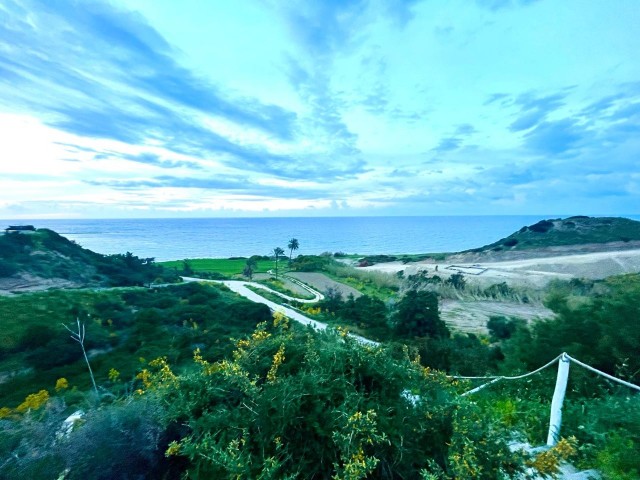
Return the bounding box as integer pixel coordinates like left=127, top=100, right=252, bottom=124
left=3, top=216, right=639, bottom=262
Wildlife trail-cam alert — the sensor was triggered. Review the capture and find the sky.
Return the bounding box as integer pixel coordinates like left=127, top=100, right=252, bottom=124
left=0, top=0, right=639, bottom=219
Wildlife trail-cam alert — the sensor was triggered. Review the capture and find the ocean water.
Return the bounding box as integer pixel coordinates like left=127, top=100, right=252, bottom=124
left=3, top=216, right=638, bottom=262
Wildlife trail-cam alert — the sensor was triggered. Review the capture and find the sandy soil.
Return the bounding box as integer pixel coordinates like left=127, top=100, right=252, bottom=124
left=252, top=273, right=316, bottom=299
left=362, top=248, right=640, bottom=288
left=0, top=273, right=81, bottom=295
left=441, top=300, right=554, bottom=334
left=360, top=247, right=640, bottom=333
left=286, top=272, right=363, bottom=298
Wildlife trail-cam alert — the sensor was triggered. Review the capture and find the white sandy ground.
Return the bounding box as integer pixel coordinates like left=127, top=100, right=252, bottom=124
left=361, top=249, right=640, bottom=288
left=359, top=249, right=640, bottom=333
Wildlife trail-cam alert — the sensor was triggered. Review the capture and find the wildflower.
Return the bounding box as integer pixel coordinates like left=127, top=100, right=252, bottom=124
left=108, top=368, right=120, bottom=382
left=165, top=441, right=181, bottom=457
left=15, top=390, right=49, bottom=413
left=267, top=344, right=286, bottom=382
left=55, top=377, right=69, bottom=391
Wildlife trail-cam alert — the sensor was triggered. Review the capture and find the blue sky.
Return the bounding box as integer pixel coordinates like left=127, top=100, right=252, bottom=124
left=0, top=0, right=639, bottom=218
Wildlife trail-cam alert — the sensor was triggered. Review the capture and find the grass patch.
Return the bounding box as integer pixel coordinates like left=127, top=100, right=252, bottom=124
left=159, top=258, right=275, bottom=276
left=324, top=264, right=401, bottom=300
left=256, top=277, right=316, bottom=300
left=244, top=285, right=288, bottom=305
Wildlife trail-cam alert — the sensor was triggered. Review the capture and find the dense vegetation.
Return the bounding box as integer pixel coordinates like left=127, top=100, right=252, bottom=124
left=1, top=228, right=639, bottom=478
left=472, top=216, right=640, bottom=253
left=0, top=282, right=270, bottom=406
left=0, top=228, right=177, bottom=286
left=1, top=318, right=524, bottom=479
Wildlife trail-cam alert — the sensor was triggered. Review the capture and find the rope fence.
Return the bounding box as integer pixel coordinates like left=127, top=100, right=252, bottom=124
left=447, top=352, right=640, bottom=446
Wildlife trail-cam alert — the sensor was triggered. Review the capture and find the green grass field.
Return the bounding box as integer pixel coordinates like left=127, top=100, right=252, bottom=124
left=159, top=258, right=280, bottom=276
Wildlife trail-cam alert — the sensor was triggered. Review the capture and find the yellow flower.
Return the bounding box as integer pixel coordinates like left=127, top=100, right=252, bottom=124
left=108, top=368, right=120, bottom=382
left=554, top=436, right=577, bottom=460
left=16, top=390, right=49, bottom=413
left=55, top=377, right=69, bottom=392
left=136, top=369, right=152, bottom=389
left=273, top=311, right=290, bottom=328
left=251, top=330, right=271, bottom=342
left=267, top=344, right=286, bottom=382
left=165, top=441, right=181, bottom=457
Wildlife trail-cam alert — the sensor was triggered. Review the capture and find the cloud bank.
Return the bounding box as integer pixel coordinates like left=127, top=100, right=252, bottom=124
left=0, top=0, right=638, bottom=217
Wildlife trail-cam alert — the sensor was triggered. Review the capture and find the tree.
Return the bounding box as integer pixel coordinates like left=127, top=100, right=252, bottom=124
left=182, top=260, right=194, bottom=276
left=272, top=247, right=285, bottom=279
left=446, top=272, right=466, bottom=290
left=243, top=257, right=257, bottom=280
left=487, top=316, right=523, bottom=341
left=287, top=238, right=299, bottom=265
left=392, top=289, right=449, bottom=338
left=319, top=286, right=343, bottom=314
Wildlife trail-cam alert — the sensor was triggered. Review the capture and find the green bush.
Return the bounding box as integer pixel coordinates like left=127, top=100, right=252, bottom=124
left=393, top=289, right=449, bottom=339
left=158, top=320, right=522, bottom=478
left=0, top=259, right=18, bottom=276
left=0, top=397, right=180, bottom=480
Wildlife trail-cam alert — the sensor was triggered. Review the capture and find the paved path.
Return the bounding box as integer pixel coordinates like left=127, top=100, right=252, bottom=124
left=181, top=277, right=377, bottom=346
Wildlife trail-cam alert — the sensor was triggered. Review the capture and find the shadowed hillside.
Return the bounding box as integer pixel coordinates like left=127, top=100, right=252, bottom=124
left=467, top=216, right=640, bottom=254
left=0, top=227, right=177, bottom=291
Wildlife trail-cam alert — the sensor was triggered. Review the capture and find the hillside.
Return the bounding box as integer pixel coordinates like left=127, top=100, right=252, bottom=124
left=467, top=216, right=640, bottom=255
left=0, top=227, right=176, bottom=292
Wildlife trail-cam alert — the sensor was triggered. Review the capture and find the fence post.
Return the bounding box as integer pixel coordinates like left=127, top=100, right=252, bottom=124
left=547, top=352, right=570, bottom=446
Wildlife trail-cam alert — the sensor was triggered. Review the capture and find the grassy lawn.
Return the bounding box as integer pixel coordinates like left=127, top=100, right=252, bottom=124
left=159, top=258, right=278, bottom=276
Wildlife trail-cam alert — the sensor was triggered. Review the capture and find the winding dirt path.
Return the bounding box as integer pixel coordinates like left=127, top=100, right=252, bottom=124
left=181, top=277, right=377, bottom=346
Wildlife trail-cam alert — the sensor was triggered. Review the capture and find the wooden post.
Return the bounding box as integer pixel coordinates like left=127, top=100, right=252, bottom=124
left=547, top=352, right=570, bottom=446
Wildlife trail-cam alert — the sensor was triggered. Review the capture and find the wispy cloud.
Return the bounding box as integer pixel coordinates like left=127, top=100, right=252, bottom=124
left=0, top=0, right=638, bottom=217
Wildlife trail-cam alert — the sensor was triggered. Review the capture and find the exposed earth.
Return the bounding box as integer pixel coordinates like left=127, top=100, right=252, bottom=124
left=285, top=272, right=362, bottom=298
left=360, top=244, right=640, bottom=333
left=362, top=245, right=640, bottom=288
left=0, top=273, right=82, bottom=295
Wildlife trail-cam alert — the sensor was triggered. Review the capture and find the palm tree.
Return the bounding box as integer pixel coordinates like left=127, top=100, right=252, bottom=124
left=273, top=247, right=285, bottom=279
left=287, top=238, right=299, bottom=266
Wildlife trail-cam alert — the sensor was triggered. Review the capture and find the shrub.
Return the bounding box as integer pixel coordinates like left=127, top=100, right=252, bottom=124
left=0, top=259, right=18, bottom=277
left=487, top=316, right=523, bottom=341
left=392, top=289, right=449, bottom=339
left=158, top=320, right=522, bottom=478
left=528, top=220, right=554, bottom=233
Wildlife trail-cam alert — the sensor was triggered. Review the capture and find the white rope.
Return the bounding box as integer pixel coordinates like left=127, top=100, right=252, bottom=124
left=456, top=354, right=563, bottom=396
left=455, top=352, right=640, bottom=396
left=565, top=354, right=640, bottom=392
left=450, top=353, right=563, bottom=381
left=460, top=377, right=502, bottom=397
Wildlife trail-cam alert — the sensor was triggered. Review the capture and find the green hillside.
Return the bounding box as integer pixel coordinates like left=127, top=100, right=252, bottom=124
left=469, top=216, right=640, bottom=253
left=0, top=227, right=176, bottom=287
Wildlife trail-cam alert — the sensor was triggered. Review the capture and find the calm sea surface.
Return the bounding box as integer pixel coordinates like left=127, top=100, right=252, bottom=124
left=3, top=216, right=638, bottom=262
